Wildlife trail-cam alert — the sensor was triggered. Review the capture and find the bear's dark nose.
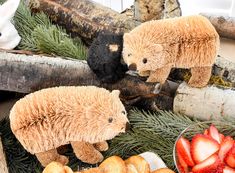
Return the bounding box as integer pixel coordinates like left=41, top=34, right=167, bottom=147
left=125, top=122, right=130, bottom=131
left=128, top=63, right=137, bottom=71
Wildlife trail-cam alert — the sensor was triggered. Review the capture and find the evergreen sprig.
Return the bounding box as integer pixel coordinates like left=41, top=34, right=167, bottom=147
left=105, top=109, right=235, bottom=169
left=0, top=118, right=93, bottom=173
left=0, top=0, right=87, bottom=59
left=1, top=108, right=234, bottom=172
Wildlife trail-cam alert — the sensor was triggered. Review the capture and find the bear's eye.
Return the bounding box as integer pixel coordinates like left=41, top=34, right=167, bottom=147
left=108, top=117, right=113, bottom=123
left=142, top=58, right=147, bottom=64
left=0, top=33, right=2, bottom=37
left=122, top=111, right=126, bottom=114
left=128, top=53, right=132, bottom=57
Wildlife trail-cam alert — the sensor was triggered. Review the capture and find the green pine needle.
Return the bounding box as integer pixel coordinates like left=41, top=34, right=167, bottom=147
left=33, top=25, right=87, bottom=58
left=1, top=109, right=235, bottom=172
left=105, top=109, right=235, bottom=170
left=0, top=0, right=87, bottom=59
left=0, top=118, right=94, bottom=173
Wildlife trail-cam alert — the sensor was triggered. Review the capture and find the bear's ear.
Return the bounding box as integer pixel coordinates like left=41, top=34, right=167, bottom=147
left=111, top=90, right=120, bottom=97
left=153, top=44, right=163, bottom=52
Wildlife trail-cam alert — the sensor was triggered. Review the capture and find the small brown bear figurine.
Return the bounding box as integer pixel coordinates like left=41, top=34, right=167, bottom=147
left=123, top=15, right=220, bottom=88
left=9, top=86, right=129, bottom=167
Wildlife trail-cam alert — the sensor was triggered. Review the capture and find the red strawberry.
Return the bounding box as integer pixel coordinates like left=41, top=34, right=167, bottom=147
left=225, top=145, right=235, bottom=168
left=219, top=136, right=234, bottom=161
left=177, top=152, right=189, bottom=173
left=223, top=166, right=235, bottom=173
left=192, top=154, right=224, bottom=173
left=191, top=134, right=220, bottom=164
left=176, top=137, right=195, bottom=166
left=209, top=125, right=221, bottom=144
left=220, top=134, right=225, bottom=144
left=204, top=129, right=209, bottom=135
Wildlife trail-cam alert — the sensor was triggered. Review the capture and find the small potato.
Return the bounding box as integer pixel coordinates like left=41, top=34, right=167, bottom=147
left=99, top=156, right=126, bottom=173
left=151, top=168, right=175, bottom=173
left=42, top=162, right=73, bottom=173
left=125, top=155, right=150, bottom=173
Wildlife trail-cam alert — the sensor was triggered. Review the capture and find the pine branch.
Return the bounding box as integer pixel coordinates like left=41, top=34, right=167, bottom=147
left=0, top=0, right=87, bottom=59
left=0, top=118, right=92, bottom=173
left=105, top=109, right=235, bottom=170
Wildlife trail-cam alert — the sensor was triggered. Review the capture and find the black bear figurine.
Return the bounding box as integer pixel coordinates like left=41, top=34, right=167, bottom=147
left=87, top=33, right=128, bottom=83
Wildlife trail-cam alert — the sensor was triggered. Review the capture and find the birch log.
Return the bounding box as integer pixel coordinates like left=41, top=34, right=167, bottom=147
left=213, top=55, right=235, bottom=84
left=27, top=0, right=181, bottom=44
left=0, top=137, right=8, bottom=173
left=201, top=13, right=235, bottom=40
left=27, top=0, right=139, bottom=45
left=0, top=51, right=174, bottom=109
left=174, top=82, right=235, bottom=120
left=134, top=0, right=165, bottom=22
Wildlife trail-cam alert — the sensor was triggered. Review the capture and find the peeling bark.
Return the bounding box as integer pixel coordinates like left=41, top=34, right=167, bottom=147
left=201, top=13, right=235, bottom=40
left=134, top=0, right=165, bottom=22
left=134, top=0, right=181, bottom=22
left=164, top=0, right=181, bottom=18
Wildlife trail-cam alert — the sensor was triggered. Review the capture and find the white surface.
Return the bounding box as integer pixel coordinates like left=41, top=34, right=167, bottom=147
left=139, top=152, right=167, bottom=171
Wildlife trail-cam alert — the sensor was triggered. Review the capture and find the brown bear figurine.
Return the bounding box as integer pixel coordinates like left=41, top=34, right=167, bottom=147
left=123, top=15, right=220, bottom=88
left=9, top=86, right=128, bottom=167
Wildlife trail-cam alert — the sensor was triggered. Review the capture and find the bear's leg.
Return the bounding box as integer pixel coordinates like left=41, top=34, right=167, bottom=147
left=146, top=66, right=171, bottom=84
left=189, top=66, right=212, bottom=88
left=94, top=141, right=109, bottom=151
left=35, top=149, right=69, bottom=167
left=71, top=141, right=103, bottom=164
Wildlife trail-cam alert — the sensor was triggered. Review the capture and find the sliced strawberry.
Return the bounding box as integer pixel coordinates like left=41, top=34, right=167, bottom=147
left=176, top=137, right=195, bottom=166
left=191, top=134, right=220, bottom=164
left=223, top=166, right=235, bottom=173
left=225, top=145, right=235, bottom=168
left=177, top=152, right=189, bottom=173
left=192, top=154, right=223, bottom=173
left=209, top=125, right=221, bottom=144
left=219, top=136, right=234, bottom=161
left=204, top=129, right=209, bottom=135
left=220, top=134, right=225, bottom=144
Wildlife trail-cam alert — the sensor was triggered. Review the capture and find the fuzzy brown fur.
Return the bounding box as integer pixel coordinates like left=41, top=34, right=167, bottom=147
left=123, top=15, right=220, bottom=88
left=10, top=86, right=128, bottom=166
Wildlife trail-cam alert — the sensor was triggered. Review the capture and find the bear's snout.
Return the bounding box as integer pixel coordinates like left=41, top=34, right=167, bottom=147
left=125, top=122, right=130, bottom=131
left=128, top=63, right=137, bottom=71
left=121, top=122, right=130, bottom=132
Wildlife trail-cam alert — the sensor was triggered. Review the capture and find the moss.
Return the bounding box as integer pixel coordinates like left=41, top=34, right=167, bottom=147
left=209, top=75, right=233, bottom=87
left=182, top=71, right=232, bottom=87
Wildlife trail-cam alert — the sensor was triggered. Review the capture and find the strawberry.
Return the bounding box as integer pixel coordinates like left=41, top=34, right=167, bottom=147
left=209, top=125, right=221, bottom=144
left=223, top=166, right=235, bottom=173
left=219, top=136, right=234, bottom=162
left=191, top=134, right=220, bottom=164
left=225, top=145, right=235, bottom=168
left=192, top=154, right=224, bottom=173
left=177, top=152, right=189, bottom=173
left=176, top=137, right=195, bottom=166
left=204, top=129, right=209, bottom=135
left=220, top=134, right=225, bottom=144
